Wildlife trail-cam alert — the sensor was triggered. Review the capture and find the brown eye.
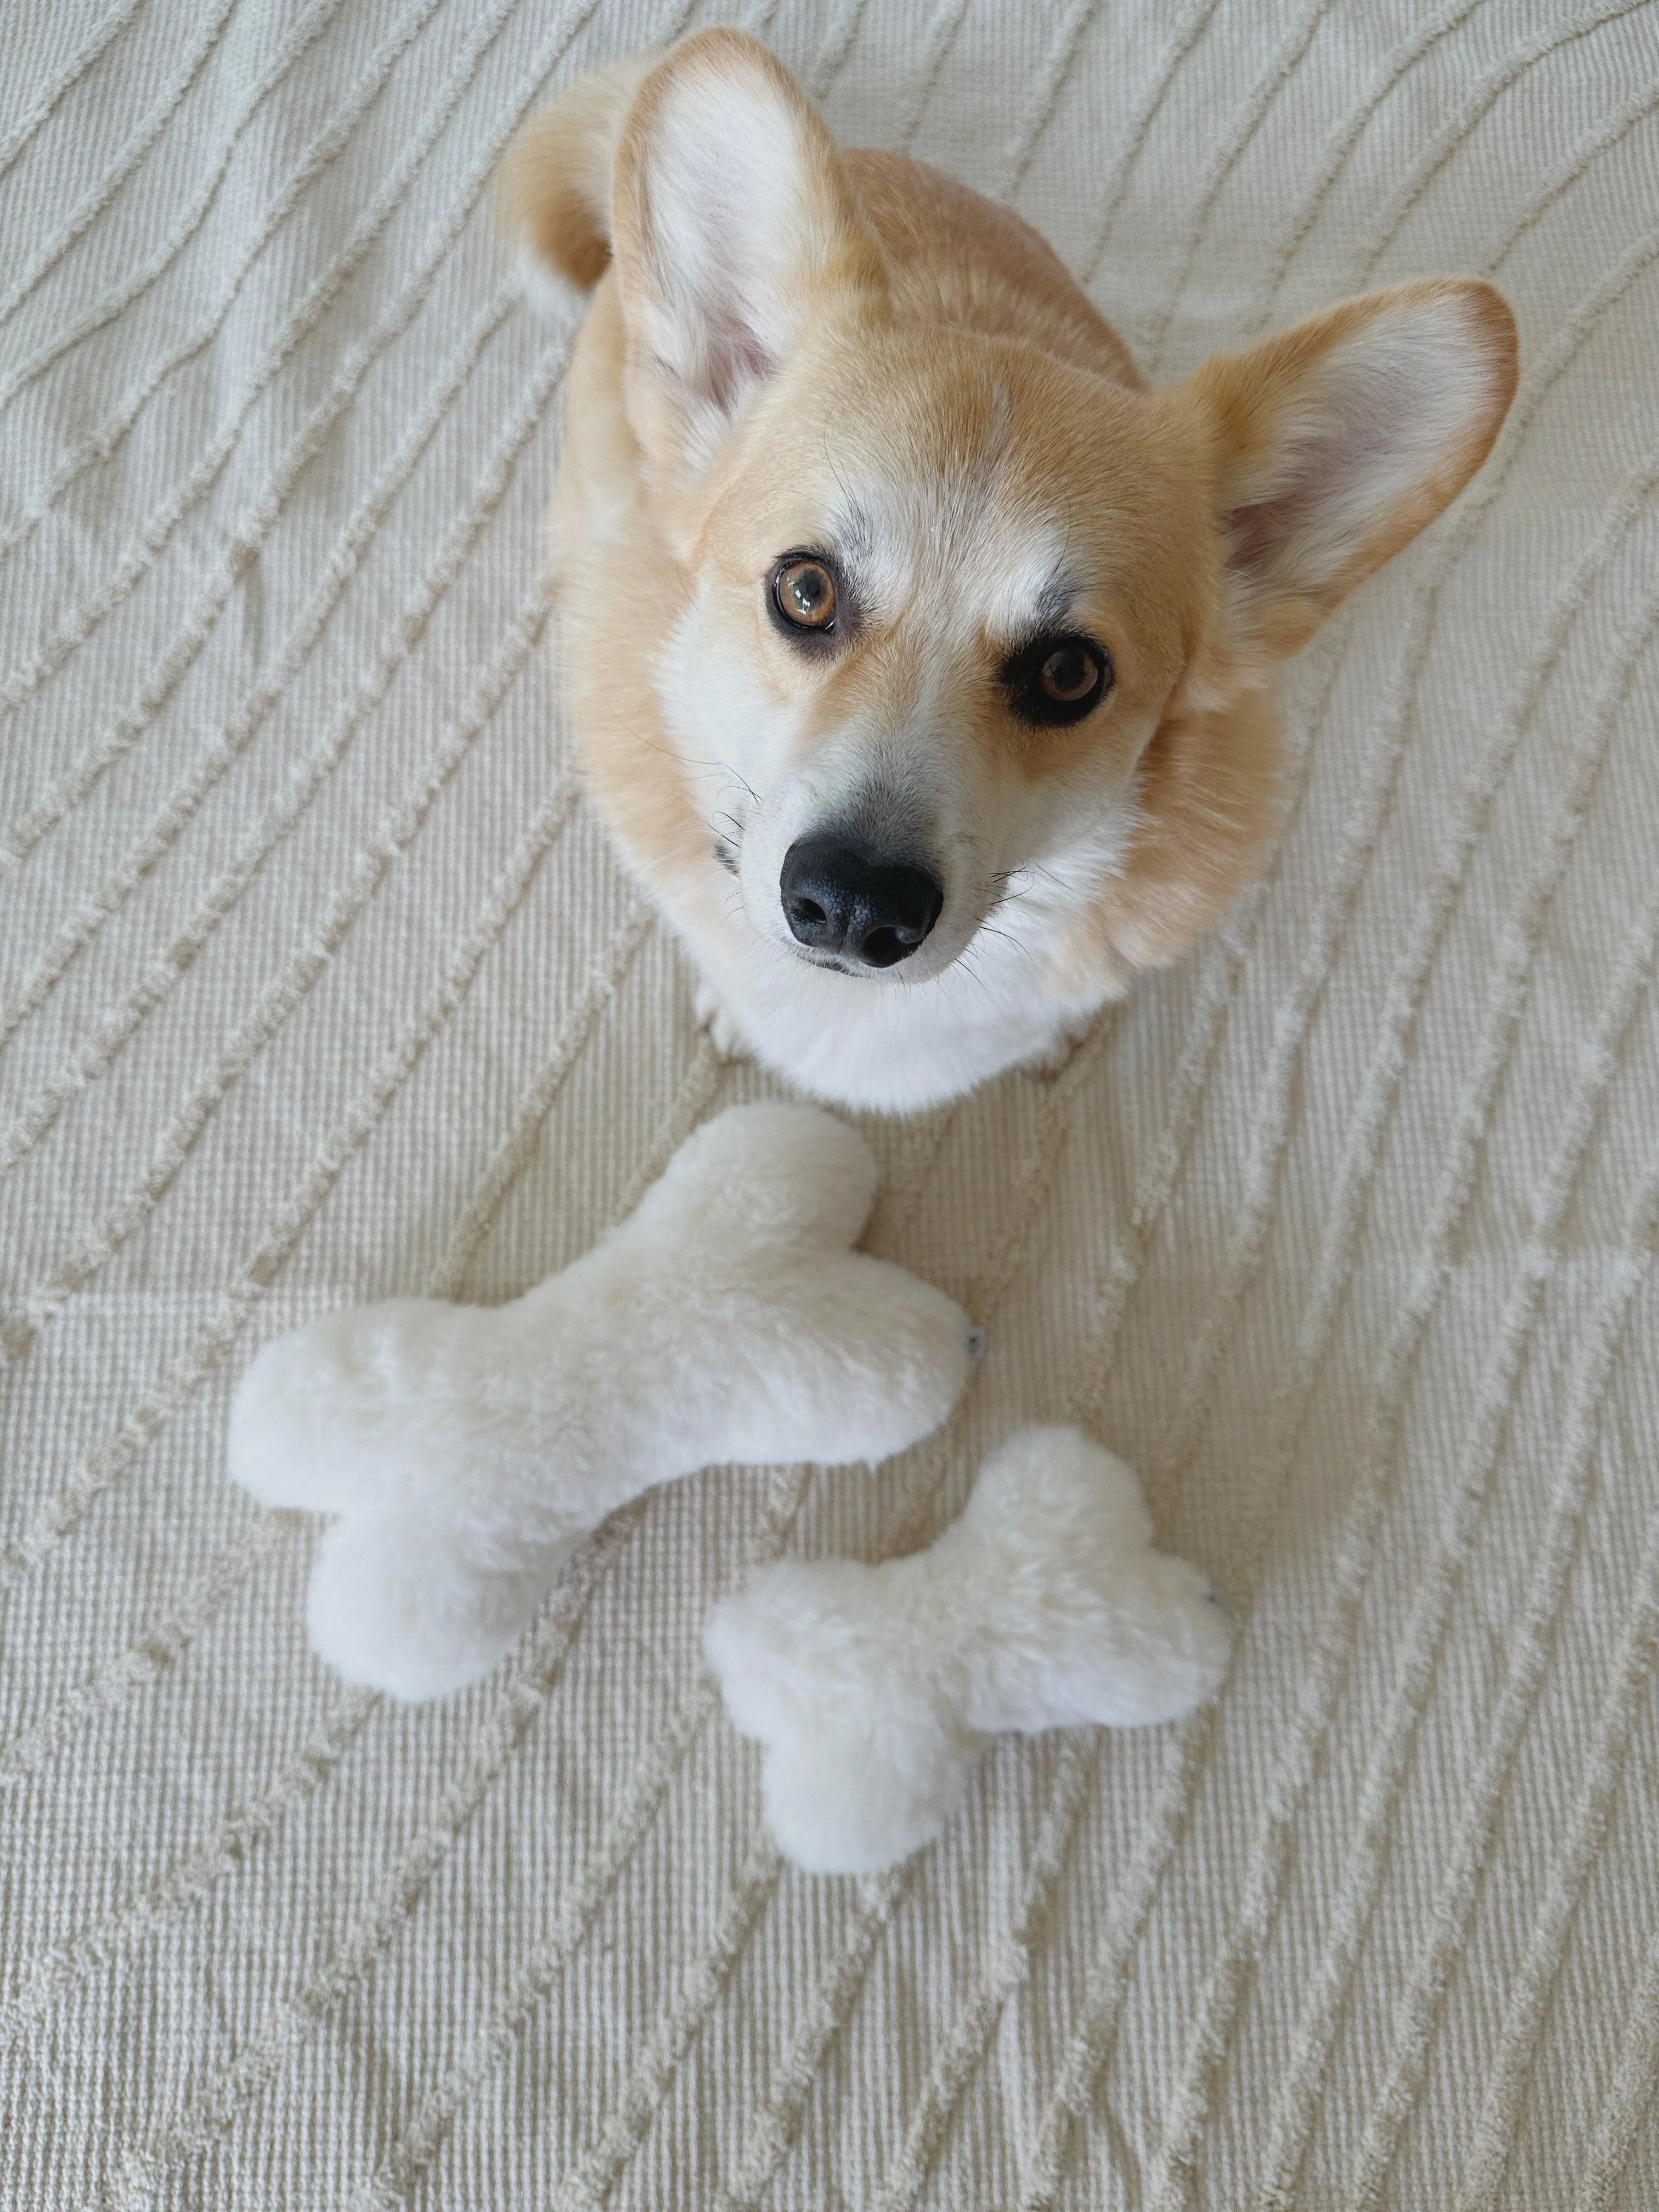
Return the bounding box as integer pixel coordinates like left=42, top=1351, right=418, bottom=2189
left=1003, top=631, right=1111, bottom=726
left=774, top=558, right=837, bottom=631
left=1040, top=644, right=1098, bottom=702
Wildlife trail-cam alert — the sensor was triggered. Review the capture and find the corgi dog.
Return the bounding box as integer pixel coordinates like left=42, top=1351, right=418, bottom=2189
left=499, top=31, right=1516, bottom=1114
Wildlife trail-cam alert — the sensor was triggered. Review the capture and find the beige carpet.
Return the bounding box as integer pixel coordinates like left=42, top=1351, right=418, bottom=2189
left=5, top=1, right=1659, bottom=2204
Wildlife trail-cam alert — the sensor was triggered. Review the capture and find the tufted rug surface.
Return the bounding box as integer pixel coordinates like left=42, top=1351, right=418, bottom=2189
left=4, top=2, right=1659, bottom=2205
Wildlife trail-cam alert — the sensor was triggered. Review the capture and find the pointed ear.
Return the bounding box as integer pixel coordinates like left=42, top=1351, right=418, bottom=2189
left=610, top=30, right=887, bottom=484
left=1185, top=280, right=1517, bottom=659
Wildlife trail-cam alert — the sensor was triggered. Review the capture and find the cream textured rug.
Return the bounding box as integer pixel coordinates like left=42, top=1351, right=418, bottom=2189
left=4, top=2, right=1659, bottom=2205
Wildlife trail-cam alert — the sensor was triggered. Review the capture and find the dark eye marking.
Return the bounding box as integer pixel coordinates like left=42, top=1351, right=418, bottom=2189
left=1001, top=631, right=1114, bottom=726
left=767, top=552, right=849, bottom=647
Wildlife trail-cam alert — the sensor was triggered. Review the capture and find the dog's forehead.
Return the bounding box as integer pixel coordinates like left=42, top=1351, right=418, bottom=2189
left=836, top=478, right=1075, bottom=641
left=809, top=364, right=1087, bottom=641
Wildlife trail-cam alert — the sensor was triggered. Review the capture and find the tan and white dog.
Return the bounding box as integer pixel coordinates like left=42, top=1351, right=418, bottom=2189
left=499, top=31, right=1516, bottom=1113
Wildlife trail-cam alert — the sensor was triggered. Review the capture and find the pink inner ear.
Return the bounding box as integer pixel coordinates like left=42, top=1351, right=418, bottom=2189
left=699, top=302, right=776, bottom=413
left=636, top=61, right=821, bottom=425
left=1223, top=488, right=1310, bottom=578
left=1221, top=361, right=1421, bottom=589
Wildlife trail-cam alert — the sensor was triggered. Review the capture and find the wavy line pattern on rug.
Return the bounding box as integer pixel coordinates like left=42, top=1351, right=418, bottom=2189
left=3, top=4, right=1657, bottom=2207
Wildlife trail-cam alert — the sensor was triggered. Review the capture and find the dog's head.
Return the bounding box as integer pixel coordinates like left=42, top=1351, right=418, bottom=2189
left=600, top=32, right=1516, bottom=990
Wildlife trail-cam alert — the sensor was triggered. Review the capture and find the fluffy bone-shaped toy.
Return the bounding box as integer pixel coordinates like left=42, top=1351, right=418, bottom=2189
left=704, top=1425, right=1232, bottom=1874
left=229, top=1103, right=975, bottom=1700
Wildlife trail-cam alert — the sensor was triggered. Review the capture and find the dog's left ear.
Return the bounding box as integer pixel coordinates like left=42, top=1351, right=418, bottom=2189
left=611, top=30, right=887, bottom=489
left=1182, top=280, right=1517, bottom=660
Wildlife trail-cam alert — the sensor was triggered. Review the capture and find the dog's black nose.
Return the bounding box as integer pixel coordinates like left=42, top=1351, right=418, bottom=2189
left=780, top=837, right=944, bottom=969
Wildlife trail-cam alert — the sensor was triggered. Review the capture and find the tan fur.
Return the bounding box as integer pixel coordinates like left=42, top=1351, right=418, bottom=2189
left=499, top=30, right=1517, bottom=1108
left=495, top=48, right=659, bottom=292
left=842, top=151, right=1141, bottom=389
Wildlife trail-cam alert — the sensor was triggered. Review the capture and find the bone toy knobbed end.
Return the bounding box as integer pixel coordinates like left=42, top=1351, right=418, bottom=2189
left=704, top=1423, right=1233, bottom=1876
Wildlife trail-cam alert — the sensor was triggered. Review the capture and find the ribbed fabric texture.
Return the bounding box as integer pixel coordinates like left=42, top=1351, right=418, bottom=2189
left=3, top=2, right=1658, bottom=2204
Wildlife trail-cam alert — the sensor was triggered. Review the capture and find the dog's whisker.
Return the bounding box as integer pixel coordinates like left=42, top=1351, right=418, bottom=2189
left=974, top=921, right=1038, bottom=972
left=609, top=715, right=761, bottom=810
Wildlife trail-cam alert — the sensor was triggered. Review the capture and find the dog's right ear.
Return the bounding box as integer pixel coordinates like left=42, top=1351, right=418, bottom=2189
left=610, top=31, right=887, bottom=489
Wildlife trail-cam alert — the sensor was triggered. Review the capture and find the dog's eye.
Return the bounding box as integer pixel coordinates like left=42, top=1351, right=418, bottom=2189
left=1003, top=633, right=1112, bottom=726
left=774, top=558, right=837, bottom=631
left=1040, top=644, right=1097, bottom=703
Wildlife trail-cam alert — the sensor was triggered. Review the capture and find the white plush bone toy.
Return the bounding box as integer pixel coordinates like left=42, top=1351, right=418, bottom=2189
left=704, top=1425, right=1233, bottom=1875
left=229, top=1102, right=976, bottom=1700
